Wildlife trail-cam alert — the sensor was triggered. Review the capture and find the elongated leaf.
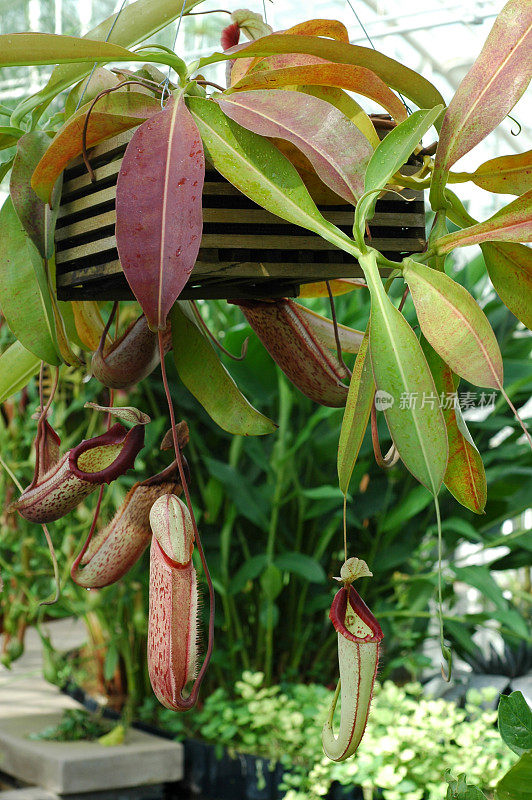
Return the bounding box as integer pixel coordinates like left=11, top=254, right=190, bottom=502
left=218, top=89, right=372, bottom=204
left=283, top=19, right=350, bottom=41
left=230, top=63, right=407, bottom=123
left=459, top=150, right=532, bottom=196
left=498, top=692, right=532, bottom=757
left=422, top=339, right=486, bottom=513
left=274, top=552, right=326, bottom=583
left=0, top=341, right=41, bottom=403
left=496, top=752, right=532, bottom=800
left=32, top=92, right=160, bottom=205
left=64, top=68, right=120, bottom=119
left=170, top=303, right=277, bottom=436
left=379, top=484, right=433, bottom=532
left=0, top=198, right=59, bottom=365
left=482, top=241, right=532, bottom=330
left=116, top=93, right=204, bottom=331
left=0, top=33, right=137, bottom=68
left=187, top=97, right=360, bottom=259
left=202, top=35, right=445, bottom=113
left=10, top=132, right=62, bottom=257
left=361, top=251, right=448, bottom=493
left=338, top=327, right=374, bottom=495
left=404, top=259, right=503, bottom=389
left=434, top=0, right=532, bottom=173
left=300, top=86, right=380, bottom=149
left=356, top=106, right=443, bottom=235
left=435, top=191, right=532, bottom=253
left=13, top=0, right=203, bottom=120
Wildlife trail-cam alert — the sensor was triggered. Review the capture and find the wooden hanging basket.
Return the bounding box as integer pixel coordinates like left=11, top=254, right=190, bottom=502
left=55, top=128, right=426, bottom=302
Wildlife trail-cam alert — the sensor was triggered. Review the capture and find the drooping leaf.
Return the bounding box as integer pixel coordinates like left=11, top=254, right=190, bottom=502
left=355, top=106, right=443, bottom=238
left=116, top=92, right=205, bottom=331
left=0, top=198, right=59, bottom=365
left=403, top=259, right=504, bottom=389
left=274, top=552, right=326, bottom=583
left=435, top=191, right=532, bottom=253
left=10, top=132, right=62, bottom=258
left=64, top=67, right=121, bottom=119
left=187, top=96, right=360, bottom=259
left=455, top=150, right=532, bottom=196
left=230, top=63, right=407, bottom=123
left=496, top=752, right=532, bottom=800
left=482, top=241, right=532, bottom=330
left=300, top=86, right=380, bottom=148
left=433, top=0, right=532, bottom=175
left=218, top=89, right=372, bottom=204
left=32, top=91, right=160, bottom=205
left=337, top=327, right=374, bottom=495
left=360, top=251, right=448, bottom=493
left=170, top=302, right=277, bottom=436
left=12, top=0, right=203, bottom=120
left=0, top=33, right=137, bottom=69
left=283, top=19, right=350, bottom=41
left=0, top=341, right=41, bottom=403
left=422, top=338, right=487, bottom=513
left=71, top=301, right=108, bottom=351
left=498, top=691, right=532, bottom=757
left=205, top=35, right=446, bottom=113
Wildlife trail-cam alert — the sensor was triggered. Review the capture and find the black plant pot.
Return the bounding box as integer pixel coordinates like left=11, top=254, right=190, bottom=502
left=180, top=740, right=285, bottom=800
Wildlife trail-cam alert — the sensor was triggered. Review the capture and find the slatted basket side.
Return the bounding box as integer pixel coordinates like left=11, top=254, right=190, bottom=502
left=55, top=129, right=426, bottom=301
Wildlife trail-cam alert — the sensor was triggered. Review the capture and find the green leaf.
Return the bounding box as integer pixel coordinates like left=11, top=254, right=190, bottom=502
left=229, top=555, right=268, bottom=595
left=403, top=259, right=504, bottom=390
left=0, top=341, right=41, bottom=403
left=355, top=106, right=443, bottom=239
left=499, top=692, right=532, bottom=757
left=170, top=303, right=277, bottom=436
left=11, top=0, right=203, bottom=122
left=459, top=151, right=532, bottom=196
left=483, top=241, right=532, bottom=330
left=0, top=198, right=60, bottom=365
left=103, top=644, right=119, bottom=682
left=379, top=485, right=433, bottom=532
left=422, top=339, right=487, bottom=514
left=496, top=752, right=532, bottom=800
left=447, top=774, right=488, bottom=800
left=203, top=457, right=269, bottom=530
left=337, top=326, right=374, bottom=495
left=10, top=132, right=62, bottom=258
left=435, top=191, right=532, bottom=253
left=274, top=552, right=326, bottom=583
left=0, top=33, right=137, bottom=69
left=198, top=34, right=445, bottom=113
left=432, top=0, right=532, bottom=207
left=260, top=564, right=283, bottom=600
left=186, top=96, right=361, bottom=260
left=360, top=250, right=448, bottom=493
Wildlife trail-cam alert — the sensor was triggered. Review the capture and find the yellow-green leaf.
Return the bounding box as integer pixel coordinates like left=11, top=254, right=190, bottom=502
left=0, top=340, right=41, bottom=403
left=482, top=240, right=532, bottom=330
left=338, top=327, right=374, bottom=495
left=403, top=259, right=503, bottom=389
left=361, top=251, right=448, bottom=493
left=170, top=302, right=277, bottom=436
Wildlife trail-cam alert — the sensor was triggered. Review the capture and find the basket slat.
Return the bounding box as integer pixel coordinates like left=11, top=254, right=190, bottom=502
left=55, top=127, right=426, bottom=301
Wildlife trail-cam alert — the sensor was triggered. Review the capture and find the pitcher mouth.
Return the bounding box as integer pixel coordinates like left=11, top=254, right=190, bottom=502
left=69, top=422, right=145, bottom=484
left=329, top=585, right=383, bottom=644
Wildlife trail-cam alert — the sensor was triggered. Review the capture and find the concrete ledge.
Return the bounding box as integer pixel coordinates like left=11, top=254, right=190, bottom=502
left=0, top=714, right=183, bottom=794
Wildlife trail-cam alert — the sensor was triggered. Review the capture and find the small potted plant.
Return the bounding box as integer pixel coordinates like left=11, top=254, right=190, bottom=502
left=0, top=0, right=530, bottom=762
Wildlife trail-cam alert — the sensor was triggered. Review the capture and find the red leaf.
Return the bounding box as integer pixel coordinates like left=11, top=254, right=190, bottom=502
left=115, top=93, right=204, bottom=331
